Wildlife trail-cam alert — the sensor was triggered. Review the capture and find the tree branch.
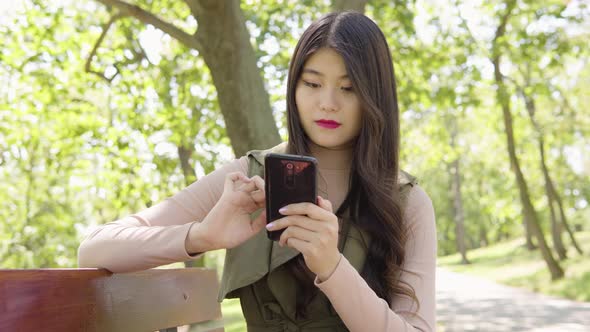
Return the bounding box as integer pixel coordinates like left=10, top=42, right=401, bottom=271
left=18, top=53, right=44, bottom=71
left=491, top=0, right=517, bottom=81
left=493, top=0, right=517, bottom=49
left=95, top=0, right=201, bottom=50
left=456, top=0, right=489, bottom=58
left=85, top=13, right=124, bottom=83
left=546, top=78, right=578, bottom=116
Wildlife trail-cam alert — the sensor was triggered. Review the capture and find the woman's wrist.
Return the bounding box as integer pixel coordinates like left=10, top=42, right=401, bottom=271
left=316, top=253, right=342, bottom=282
left=185, top=221, right=213, bottom=255
left=185, top=199, right=231, bottom=254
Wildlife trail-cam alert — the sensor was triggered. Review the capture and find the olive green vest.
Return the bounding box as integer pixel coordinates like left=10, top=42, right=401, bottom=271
left=218, top=142, right=417, bottom=331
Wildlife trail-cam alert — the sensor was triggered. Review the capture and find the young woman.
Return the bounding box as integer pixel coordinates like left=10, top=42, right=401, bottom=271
left=78, top=11, right=436, bottom=331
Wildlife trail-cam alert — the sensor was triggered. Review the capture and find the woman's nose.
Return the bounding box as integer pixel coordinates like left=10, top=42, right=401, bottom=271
left=319, top=89, right=339, bottom=112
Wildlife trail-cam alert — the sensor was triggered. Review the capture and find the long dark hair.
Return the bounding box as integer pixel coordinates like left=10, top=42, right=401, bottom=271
left=284, top=12, right=418, bottom=317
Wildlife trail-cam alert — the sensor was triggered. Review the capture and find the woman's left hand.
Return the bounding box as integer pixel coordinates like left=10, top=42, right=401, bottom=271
left=266, top=196, right=341, bottom=282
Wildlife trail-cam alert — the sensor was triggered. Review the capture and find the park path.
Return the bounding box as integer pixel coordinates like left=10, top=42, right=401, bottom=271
left=436, top=267, right=590, bottom=332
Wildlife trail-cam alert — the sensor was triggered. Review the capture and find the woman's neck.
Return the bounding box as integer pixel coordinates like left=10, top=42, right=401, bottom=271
left=308, top=142, right=353, bottom=170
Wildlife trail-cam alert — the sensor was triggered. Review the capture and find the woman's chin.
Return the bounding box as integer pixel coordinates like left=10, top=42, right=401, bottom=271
left=309, top=139, right=354, bottom=151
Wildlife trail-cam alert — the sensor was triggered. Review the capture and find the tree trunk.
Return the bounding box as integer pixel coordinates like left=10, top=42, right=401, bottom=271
left=553, top=184, right=584, bottom=255
left=479, top=226, right=489, bottom=247
left=448, top=120, right=469, bottom=264
left=94, top=0, right=281, bottom=157
left=189, top=0, right=281, bottom=156
left=492, top=0, right=563, bottom=280
left=523, top=97, right=567, bottom=259
left=542, top=140, right=567, bottom=260
left=451, top=158, right=470, bottom=264
left=177, top=145, right=197, bottom=186
left=475, top=178, right=489, bottom=248
left=493, top=74, right=562, bottom=279
left=521, top=88, right=582, bottom=256
left=523, top=213, right=536, bottom=250
left=332, top=0, right=368, bottom=13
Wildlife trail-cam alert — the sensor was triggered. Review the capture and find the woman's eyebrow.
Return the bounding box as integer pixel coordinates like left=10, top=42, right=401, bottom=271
left=302, top=68, right=348, bottom=79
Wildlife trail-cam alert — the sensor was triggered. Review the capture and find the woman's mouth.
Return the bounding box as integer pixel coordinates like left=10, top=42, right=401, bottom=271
left=315, top=119, right=341, bottom=129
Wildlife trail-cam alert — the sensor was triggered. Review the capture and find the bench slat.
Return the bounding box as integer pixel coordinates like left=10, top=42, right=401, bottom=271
left=0, top=268, right=223, bottom=332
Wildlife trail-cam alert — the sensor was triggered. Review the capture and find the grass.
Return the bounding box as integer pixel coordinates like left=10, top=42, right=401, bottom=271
left=220, top=298, right=247, bottom=332
left=438, top=231, right=590, bottom=302
left=186, top=298, right=245, bottom=332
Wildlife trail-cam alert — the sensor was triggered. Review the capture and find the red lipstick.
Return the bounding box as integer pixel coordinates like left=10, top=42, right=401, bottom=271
left=316, top=119, right=341, bottom=129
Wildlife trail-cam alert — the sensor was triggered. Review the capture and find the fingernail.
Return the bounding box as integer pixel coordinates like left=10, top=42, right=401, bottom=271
left=279, top=207, right=287, bottom=214
left=266, top=223, right=274, bottom=229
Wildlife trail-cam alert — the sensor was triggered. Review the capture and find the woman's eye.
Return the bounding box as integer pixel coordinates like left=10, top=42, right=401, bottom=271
left=303, top=80, right=320, bottom=88
left=341, top=86, right=354, bottom=92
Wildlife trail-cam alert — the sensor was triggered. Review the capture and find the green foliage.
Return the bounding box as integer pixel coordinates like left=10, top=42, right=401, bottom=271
left=0, top=0, right=227, bottom=267
left=219, top=298, right=247, bottom=332
left=1, top=0, right=589, bottom=275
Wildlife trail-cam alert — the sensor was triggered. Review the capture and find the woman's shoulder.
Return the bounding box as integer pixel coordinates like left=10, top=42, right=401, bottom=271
left=406, top=184, right=433, bottom=211
left=245, top=142, right=288, bottom=163
left=398, top=169, right=418, bottom=186
left=237, top=156, right=249, bottom=172
left=403, top=183, right=436, bottom=235
left=206, top=143, right=287, bottom=179
left=212, top=156, right=249, bottom=174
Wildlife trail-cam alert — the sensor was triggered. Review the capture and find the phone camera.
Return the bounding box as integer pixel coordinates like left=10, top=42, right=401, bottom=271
left=285, top=162, right=295, bottom=186
left=286, top=163, right=294, bottom=176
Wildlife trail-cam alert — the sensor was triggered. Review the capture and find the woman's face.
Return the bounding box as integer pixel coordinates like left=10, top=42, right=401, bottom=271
left=295, top=48, right=362, bottom=150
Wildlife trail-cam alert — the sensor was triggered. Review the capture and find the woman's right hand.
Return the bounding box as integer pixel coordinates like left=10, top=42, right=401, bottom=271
left=185, top=172, right=267, bottom=253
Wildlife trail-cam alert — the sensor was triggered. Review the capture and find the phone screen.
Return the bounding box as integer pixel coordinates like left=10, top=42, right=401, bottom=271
left=264, top=153, right=317, bottom=241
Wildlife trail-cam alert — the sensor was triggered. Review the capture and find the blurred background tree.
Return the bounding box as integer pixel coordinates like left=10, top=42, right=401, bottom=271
left=1, top=0, right=588, bottom=282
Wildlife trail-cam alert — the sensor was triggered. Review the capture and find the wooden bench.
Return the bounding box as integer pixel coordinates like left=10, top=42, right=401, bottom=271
left=0, top=268, right=224, bottom=332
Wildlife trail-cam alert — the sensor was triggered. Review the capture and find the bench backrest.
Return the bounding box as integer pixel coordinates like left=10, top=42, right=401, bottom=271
left=0, top=268, right=223, bottom=332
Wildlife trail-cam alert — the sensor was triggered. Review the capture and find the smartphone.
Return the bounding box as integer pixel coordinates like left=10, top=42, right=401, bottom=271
left=264, top=153, right=318, bottom=241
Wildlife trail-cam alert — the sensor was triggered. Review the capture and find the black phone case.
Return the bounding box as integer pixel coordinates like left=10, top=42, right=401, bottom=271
left=264, top=153, right=318, bottom=241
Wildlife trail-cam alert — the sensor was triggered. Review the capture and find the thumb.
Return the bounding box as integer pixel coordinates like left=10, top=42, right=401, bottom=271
left=317, top=196, right=333, bottom=212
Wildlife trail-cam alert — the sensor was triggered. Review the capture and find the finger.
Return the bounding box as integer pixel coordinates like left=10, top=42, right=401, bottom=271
left=235, top=192, right=258, bottom=211
left=279, top=225, right=317, bottom=247
left=251, top=189, right=266, bottom=207
left=267, top=215, right=321, bottom=232
left=236, top=173, right=267, bottom=192
left=236, top=179, right=259, bottom=192
left=283, top=237, right=311, bottom=254
left=279, top=202, right=334, bottom=221
left=249, top=175, right=265, bottom=192
left=224, top=172, right=249, bottom=191
left=317, top=196, right=333, bottom=213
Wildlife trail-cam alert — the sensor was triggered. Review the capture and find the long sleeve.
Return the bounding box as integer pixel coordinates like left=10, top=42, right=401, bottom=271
left=315, top=185, right=437, bottom=331
left=77, top=157, right=249, bottom=273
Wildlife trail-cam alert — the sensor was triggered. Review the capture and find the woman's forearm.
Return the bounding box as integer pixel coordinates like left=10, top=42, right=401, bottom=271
left=77, top=216, right=198, bottom=272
